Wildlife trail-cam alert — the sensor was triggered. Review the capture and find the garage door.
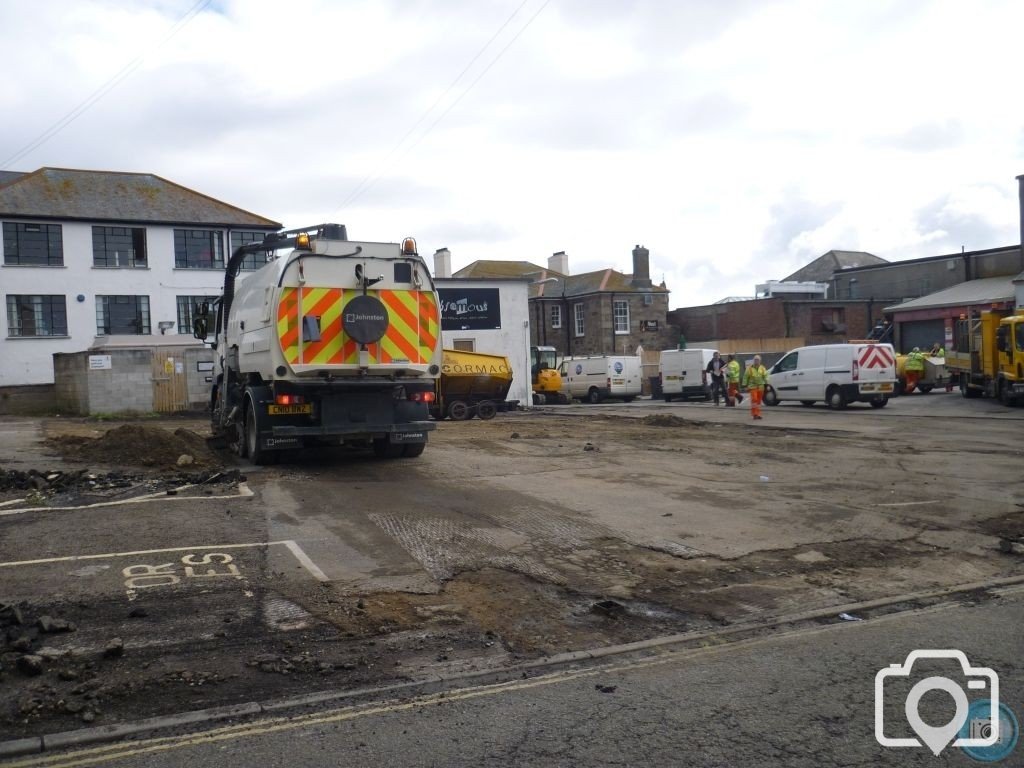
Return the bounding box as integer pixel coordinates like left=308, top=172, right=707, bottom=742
left=899, top=320, right=945, bottom=353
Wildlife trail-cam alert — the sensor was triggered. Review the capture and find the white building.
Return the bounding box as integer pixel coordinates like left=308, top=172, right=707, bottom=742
left=433, top=248, right=532, bottom=407
left=0, top=168, right=279, bottom=391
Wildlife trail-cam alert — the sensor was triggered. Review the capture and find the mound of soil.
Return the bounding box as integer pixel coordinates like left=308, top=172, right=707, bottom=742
left=54, top=425, right=222, bottom=469
left=641, top=414, right=687, bottom=427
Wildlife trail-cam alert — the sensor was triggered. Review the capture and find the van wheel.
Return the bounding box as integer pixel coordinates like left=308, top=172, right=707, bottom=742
left=800, top=400, right=814, bottom=407
left=763, top=387, right=779, bottom=407
left=663, top=394, right=673, bottom=403
left=870, top=396, right=888, bottom=408
left=918, top=385, right=933, bottom=394
left=622, top=396, right=635, bottom=403
left=827, top=386, right=848, bottom=410
left=587, top=388, right=601, bottom=404
left=477, top=401, right=498, bottom=420
left=448, top=401, right=470, bottom=420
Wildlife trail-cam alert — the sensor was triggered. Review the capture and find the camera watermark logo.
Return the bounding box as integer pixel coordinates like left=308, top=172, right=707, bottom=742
left=875, top=650, right=1006, bottom=757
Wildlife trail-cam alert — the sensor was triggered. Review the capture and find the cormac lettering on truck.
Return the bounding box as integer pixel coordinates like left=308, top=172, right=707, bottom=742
left=193, top=224, right=443, bottom=464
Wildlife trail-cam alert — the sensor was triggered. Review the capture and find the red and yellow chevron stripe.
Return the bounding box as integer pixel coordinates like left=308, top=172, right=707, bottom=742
left=277, top=287, right=439, bottom=367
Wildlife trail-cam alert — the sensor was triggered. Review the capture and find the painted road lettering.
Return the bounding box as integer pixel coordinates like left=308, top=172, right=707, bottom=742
left=123, top=552, right=244, bottom=597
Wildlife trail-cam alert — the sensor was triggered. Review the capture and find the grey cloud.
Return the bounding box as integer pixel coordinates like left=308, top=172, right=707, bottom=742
left=756, top=191, right=844, bottom=273
left=914, top=192, right=1017, bottom=251
left=870, top=120, right=965, bottom=152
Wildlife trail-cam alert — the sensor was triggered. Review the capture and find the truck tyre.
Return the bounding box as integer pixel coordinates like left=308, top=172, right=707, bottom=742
left=587, top=388, right=601, bottom=404
left=372, top=436, right=404, bottom=458
left=870, top=396, right=888, bottom=408
left=245, top=397, right=273, bottom=465
left=448, top=400, right=470, bottom=421
left=763, top=387, right=779, bottom=407
left=918, top=385, right=933, bottom=394
left=556, top=393, right=570, bottom=404
left=999, top=380, right=1016, bottom=407
left=403, top=442, right=426, bottom=458
left=477, top=401, right=498, bottom=420
left=960, top=374, right=981, bottom=399
left=826, top=385, right=848, bottom=410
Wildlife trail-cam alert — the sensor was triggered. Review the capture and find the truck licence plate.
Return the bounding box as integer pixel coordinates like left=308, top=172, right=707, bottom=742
left=268, top=404, right=313, bottom=415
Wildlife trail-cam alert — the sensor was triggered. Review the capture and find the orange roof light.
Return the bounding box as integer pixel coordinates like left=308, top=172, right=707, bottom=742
left=296, top=232, right=311, bottom=249
left=402, top=237, right=418, bottom=255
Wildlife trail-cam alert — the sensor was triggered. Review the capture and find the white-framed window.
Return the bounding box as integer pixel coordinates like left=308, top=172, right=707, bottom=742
left=6, top=295, right=67, bottom=336
left=614, top=300, right=629, bottom=334
left=96, top=295, right=150, bottom=335
left=452, top=338, right=475, bottom=352
left=574, top=303, right=585, bottom=337
left=550, top=304, right=562, bottom=329
left=643, top=293, right=653, bottom=306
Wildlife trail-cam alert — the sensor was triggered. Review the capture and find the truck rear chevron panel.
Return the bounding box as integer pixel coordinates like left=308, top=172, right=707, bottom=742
left=277, top=287, right=439, bottom=366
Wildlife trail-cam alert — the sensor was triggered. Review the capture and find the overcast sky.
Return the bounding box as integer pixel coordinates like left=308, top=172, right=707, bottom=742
left=1, top=0, right=1022, bottom=306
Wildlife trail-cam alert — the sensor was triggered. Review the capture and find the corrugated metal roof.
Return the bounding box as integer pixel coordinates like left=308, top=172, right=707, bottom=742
left=884, top=276, right=1016, bottom=313
left=0, top=167, right=280, bottom=228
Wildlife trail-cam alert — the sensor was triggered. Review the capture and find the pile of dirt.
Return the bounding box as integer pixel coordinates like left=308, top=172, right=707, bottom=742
left=52, top=425, right=221, bottom=469
left=641, top=414, right=687, bottom=427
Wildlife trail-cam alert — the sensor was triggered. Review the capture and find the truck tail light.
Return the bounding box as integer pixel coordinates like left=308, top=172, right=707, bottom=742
left=409, top=391, right=435, bottom=403
left=275, top=394, right=305, bottom=405
left=852, top=360, right=859, bottom=381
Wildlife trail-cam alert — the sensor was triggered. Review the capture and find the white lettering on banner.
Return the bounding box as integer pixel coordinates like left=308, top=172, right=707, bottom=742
left=440, top=299, right=488, bottom=315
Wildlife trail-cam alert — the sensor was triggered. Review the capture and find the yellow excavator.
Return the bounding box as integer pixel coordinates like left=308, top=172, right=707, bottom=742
left=531, top=346, right=568, bottom=404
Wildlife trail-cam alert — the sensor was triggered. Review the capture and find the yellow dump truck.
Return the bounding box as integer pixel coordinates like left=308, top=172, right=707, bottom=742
left=894, top=353, right=949, bottom=394
left=946, top=309, right=1024, bottom=405
left=432, top=349, right=518, bottom=420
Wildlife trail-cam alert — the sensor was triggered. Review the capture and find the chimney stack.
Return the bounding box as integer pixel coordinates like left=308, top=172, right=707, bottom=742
left=631, top=244, right=651, bottom=287
left=548, top=251, right=569, bottom=275
left=433, top=247, right=451, bottom=279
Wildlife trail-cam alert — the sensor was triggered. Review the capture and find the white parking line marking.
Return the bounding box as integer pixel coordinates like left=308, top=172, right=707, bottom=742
left=0, top=482, right=254, bottom=516
left=0, top=539, right=324, bottom=581
left=282, top=540, right=330, bottom=582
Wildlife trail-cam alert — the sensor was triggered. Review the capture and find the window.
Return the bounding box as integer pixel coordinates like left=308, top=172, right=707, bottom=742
left=574, top=303, right=585, bottom=337
left=3, top=222, right=63, bottom=266
left=614, top=300, right=629, bottom=334
left=774, top=352, right=798, bottom=373
left=550, top=304, right=562, bottom=329
left=92, top=226, right=147, bottom=267
left=1016, top=323, right=1024, bottom=353
left=174, top=229, right=224, bottom=269
left=96, top=295, right=150, bottom=335
left=230, top=230, right=269, bottom=271
left=6, top=295, right=67, bottom=337
left=176, top=295, right=217, bottom=335
left=643, top=293, right=653, bottom=306
left=452, top=338, right=475, bottom=352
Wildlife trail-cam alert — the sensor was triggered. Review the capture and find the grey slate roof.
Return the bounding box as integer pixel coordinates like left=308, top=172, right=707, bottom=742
left=453, top=260, right=667, bottom=298
left=0, top=171, right=26, bottom=187
left=783, top=250, right=886, bottom=282
left=0, top=167, right=280, bottom=228
left=884, top=276, right=1016, bottom=313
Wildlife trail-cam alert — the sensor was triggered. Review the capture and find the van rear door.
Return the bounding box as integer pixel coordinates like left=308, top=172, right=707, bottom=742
left=855, top=344, right=896, bottom=395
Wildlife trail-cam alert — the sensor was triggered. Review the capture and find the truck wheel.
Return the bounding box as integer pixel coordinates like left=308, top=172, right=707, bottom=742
left=372, top=437, right=404, bottom=458
left=960, top=374, right=981, bottom=399
left=999, top=380, right=1016, bottom=407
left=870, top=396, right=888, bottom=408
left=587, top=388, right=601, bottom=404
left=245, top=398, right=274, bottom=465
left=918, top=385, right=933, bottom=394
left=763, top=387, right=779, bottom=406
left=826, top=385, right=848, bottom=410
left=403, top=442, right=426, bottom=458
left=448, top=401, right=470, bottom=421
left=477, top=401, right=498, bottom=420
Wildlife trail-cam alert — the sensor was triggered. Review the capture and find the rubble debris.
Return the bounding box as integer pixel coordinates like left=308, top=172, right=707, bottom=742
left=16, top=655, right=44, bottom=676
left=49, top=424, right=222, bottom=469
left=642, top=414, right=687, bottom=427
left=103, top=638, right=125, bottom=659
left=37, top=615, right=75, bottom=634
left=595, top=684, right=617, bottom=694
left=590, top=600, right=627, bottom=619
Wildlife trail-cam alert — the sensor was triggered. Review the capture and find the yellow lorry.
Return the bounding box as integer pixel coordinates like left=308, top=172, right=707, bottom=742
left=945, top=309, right=1024, bottom=405
left=432, top=349, right=518, bottom=420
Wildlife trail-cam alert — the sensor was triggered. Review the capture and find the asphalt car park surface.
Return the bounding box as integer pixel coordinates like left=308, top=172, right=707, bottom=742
left=1, top=390, right=1022, bottom=744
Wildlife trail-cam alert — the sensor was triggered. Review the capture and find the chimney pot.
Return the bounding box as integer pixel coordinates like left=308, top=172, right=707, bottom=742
left=631, top=244, right=651, bottom=287
left=548, top=250, right=569, bottom=275
left=433, top=247, right=451, bottom=279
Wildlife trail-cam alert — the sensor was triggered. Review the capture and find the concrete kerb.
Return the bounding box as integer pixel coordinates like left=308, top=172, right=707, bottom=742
left=4, top=573, right=1024, bottom=759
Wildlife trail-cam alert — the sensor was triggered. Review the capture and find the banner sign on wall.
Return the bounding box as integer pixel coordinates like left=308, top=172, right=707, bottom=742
left=439, top=288, right=501, bottom=330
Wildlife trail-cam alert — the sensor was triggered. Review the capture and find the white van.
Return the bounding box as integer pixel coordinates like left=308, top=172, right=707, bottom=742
left=658, top=348, right=717, bottom=401
left=763, top=343, right=897, bottom=409
left=559, top=355, right=642, bottom=403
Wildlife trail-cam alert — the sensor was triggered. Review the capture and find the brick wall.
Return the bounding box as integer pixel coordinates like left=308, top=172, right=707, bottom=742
left=671, top=299, right=877, bottom=345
